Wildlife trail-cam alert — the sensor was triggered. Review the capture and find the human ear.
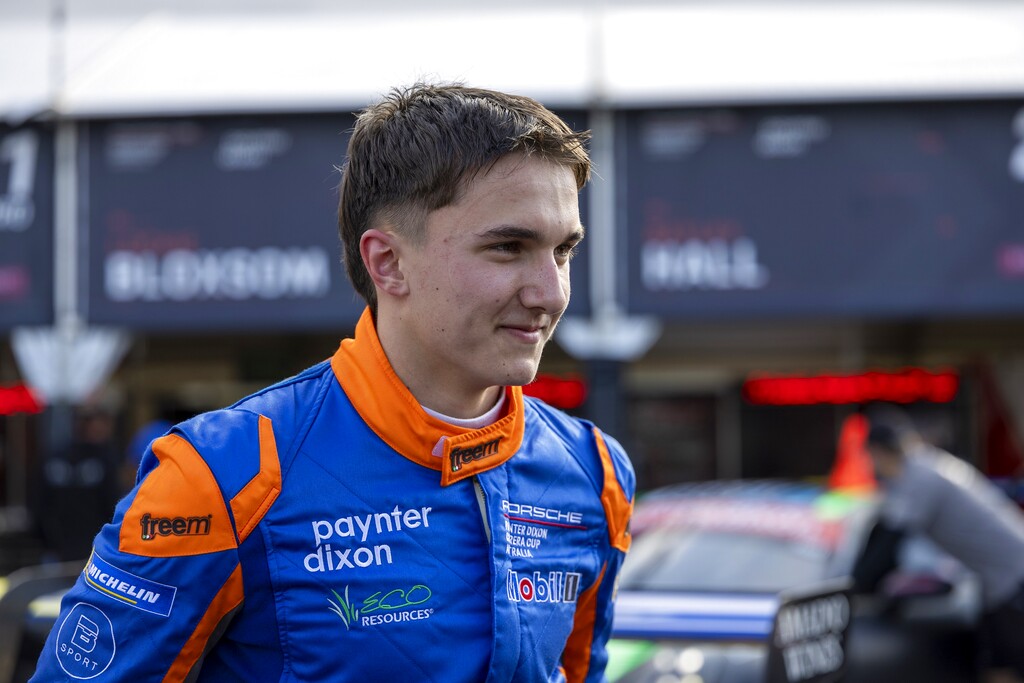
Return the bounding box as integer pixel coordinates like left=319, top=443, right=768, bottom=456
left=360, top=229, right=409, bottom=297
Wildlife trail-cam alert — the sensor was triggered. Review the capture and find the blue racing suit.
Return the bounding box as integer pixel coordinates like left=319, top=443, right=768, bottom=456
left=31, top=308, right=635, bottom=682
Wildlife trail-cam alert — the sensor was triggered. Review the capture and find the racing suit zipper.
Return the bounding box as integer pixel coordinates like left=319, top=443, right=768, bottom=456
left=473, top=474, right=503, bottom=683
left=473, top=476, right=491, bottom=542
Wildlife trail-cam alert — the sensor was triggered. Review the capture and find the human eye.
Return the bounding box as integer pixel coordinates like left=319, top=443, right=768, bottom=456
left=555, top=240, right=580, bottom=263
left=489, top=241, right=522, bottom=256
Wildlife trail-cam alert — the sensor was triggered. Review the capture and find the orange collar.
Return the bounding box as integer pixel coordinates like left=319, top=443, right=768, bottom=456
left=331, top=308, right=525, bottom=486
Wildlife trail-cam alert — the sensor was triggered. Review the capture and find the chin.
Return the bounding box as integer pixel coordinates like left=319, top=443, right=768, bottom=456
left=496, top=363, right=540, bottom=389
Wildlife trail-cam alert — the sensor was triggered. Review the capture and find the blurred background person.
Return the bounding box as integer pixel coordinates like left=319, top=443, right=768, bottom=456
left=34, top=399, right=123, bottom=563
left=853, top=406, right=1024, bottom=683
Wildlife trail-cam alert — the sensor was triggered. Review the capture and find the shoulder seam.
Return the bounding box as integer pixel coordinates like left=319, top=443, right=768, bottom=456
left=231, top=361, right=335, bottom=474
left=525, top=399, right=604, bottom=499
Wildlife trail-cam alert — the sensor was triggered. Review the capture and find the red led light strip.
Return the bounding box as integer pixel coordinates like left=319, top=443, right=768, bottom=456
left=0, top=384, right=44, bottom=416
left=522, top=374, right=587, bottom=410
left=743, top=368, right=959, bottom=406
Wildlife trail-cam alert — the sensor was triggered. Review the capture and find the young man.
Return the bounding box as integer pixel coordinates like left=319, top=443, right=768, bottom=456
left=852, top=413, right=1024, bottom=683
left=31, top=83, right=635, bottom=682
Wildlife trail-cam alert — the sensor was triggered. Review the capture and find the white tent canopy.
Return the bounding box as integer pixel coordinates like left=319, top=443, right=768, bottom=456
left=4, top=0, right=1024, bottom=123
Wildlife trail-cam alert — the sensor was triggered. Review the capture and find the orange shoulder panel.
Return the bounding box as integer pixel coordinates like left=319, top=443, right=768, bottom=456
left=230, top=415, right=282, bottom=543
left=120, top=434, right=237, bottom=557
left=593, top=428, right=633, bottom=553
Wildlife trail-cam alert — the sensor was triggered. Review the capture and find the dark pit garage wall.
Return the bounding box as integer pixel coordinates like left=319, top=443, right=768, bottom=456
left=74, top=110, right=592, bottom=446
left=619, top=99, right=1024, bottom=488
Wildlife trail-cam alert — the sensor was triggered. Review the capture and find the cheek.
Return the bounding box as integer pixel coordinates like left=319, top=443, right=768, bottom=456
left=469, top=268, right=517, bottom=298
left=556, top=271, right=571, bottom=306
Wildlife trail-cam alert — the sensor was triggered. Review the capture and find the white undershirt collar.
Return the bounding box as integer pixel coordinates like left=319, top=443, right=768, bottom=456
left=424, top=390, right=507, bottom=457
left=422, top=390, right=506, bottom=430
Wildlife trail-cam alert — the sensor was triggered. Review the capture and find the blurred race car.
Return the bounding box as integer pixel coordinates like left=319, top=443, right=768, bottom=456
left=607, top=480, right=982, bottom=683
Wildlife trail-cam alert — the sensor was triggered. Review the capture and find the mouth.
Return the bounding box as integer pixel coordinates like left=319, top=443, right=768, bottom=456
left=500, top=323, right=547, bottom=344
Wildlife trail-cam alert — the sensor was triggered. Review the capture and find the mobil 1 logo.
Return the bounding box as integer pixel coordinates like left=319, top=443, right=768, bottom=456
left=767, top=580, right=851, bottom=683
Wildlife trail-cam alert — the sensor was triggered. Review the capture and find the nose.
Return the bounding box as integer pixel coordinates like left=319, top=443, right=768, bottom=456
left=519, top=254, right=570, bottom=314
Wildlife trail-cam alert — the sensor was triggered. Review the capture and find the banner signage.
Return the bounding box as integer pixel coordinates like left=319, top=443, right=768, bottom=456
left=84, top=115, right=359, bottom=330
left=623, top=102, right=1024, bottom=319
left=0, top=125, right=54, bottom=329
left=84, top=111, right=590, bottom=331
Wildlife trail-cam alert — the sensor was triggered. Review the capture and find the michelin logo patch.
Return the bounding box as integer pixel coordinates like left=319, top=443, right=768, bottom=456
left=84, top=552, right=177, bottom=617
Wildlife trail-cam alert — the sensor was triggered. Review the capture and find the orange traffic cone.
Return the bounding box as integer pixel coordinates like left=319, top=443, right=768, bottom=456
left=829, top=413, right=877, bottom=491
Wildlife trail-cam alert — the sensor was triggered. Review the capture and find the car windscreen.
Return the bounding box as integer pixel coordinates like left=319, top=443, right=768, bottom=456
left=618, top=527, right=830, bottom=593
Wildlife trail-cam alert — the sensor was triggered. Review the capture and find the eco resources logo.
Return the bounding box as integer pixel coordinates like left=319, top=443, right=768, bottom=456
left=140, top=513, right=212, bottom=541
left=327, top=583, right=434, bottom=630
left=450, top=437, right=502, bottom=472
left=506, top=570, right=582, bottom=604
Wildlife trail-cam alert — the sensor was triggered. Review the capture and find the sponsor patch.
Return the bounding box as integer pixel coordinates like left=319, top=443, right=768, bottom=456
left=140, top=512, right=212, bottom=541
left=450, top=437, right=502, bottom=472
left=304, top=506, right=432, bottom=574
left=83, top=551, right=177, bottom=617
left=506, top=570, right=582, bottom=604
left=327, top=583, right=435, bottom=630
left=56, top=603, right=116, bottom=679
left=501, top=500, right=586, bottom=528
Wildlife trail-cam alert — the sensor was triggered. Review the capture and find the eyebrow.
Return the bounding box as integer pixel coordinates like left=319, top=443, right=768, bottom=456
left=478, top=225, right=586, bottom=243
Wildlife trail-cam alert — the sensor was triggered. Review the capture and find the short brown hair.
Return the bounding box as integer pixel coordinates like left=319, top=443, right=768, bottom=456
left=337, top=82, right=591, bottom=314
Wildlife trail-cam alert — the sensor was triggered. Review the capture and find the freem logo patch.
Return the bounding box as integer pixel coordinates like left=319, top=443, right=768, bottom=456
left=84, top=552, right=177, bottom=617
left=140, top=513, right=212, bottom=540
left=450, top=437, right=502, bottom=472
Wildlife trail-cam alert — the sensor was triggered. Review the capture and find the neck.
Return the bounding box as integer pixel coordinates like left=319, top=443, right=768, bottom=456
left=422, top=391, right=506, bottom=429
left=421, top=386, right=504, bottom=421
left=375, top=309, right=502, bottom=419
